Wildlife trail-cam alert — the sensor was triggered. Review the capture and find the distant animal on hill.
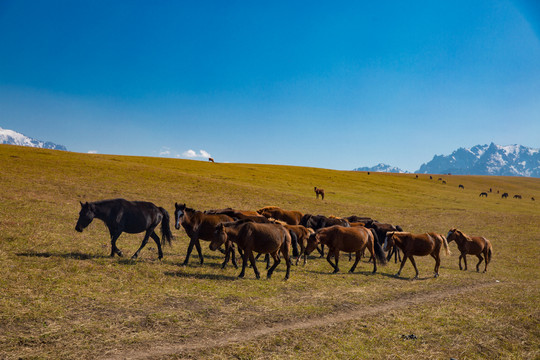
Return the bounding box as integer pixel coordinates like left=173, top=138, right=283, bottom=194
left=75, top=199, right=173, bottom=260
left=446, top=229, right=492, bottom=273
left=314, top=187, right=325, bottom=200
left=501, top=192, right=509, bottom=199
left=304, top=225, right=386, bottom=274
left=415, top=175, right=418, bottom=179
left=479, top=192, right=488, bottom=197
left=458, top=184, right=464, bottom=189
left=489, top=188, right=492, bottom=193
left=438, top=178, right=443, bottom=181
left=513, top=194, right=522, bottom=199
left=384, top=232, right=449, bottom=279
left=174, top=203, right=237, bottom=268
left=367, top=172, right=370, bottom=175
left=430, top=176, right=433, bottom=180
left=532, top=197, right=535, bottom=201
left=208, top=157, right=214, bottom=163
left=257, top=206, right=303, bottom=225
left=211, top=221, right=293, bottom=280
left=442, top=180, right=446, bottom=184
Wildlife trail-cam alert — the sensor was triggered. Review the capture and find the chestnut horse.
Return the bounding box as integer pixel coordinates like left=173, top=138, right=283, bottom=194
left=314, top=187, right=325, bottom=200
left=446, top=229, right=493, bottom=272
left=272, top=220, right=314, bottom=265
left=304, top=225, right=387, bottom=274
left=174, top=203, right=237, bottom=268
left=257, top=206, right=303, bottom=225
left=384, top=232, right=450, bottom=279
left=211, top=221, right=292, bottom=279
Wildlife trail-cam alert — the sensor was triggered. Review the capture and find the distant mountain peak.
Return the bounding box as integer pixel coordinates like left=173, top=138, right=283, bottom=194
left=0, top=127, right=67, bottom=151
left=353, top=163, right=409, bottom=174
left=416, top=143, right=539, bottom=177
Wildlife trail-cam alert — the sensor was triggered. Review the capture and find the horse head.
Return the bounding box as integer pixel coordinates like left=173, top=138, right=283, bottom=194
left=383, top=231, right=395, bottom=252
left=210, top=223, right=227, bottom=251
left=304, top=232, right=320, bottom=255
left=446, top=228, right=458, bottom=242
left=174, top=203, right=187, bottom=230
left=75, top=201, right=95, bottom=232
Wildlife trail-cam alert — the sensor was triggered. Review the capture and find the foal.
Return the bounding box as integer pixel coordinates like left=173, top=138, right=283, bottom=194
left=446, top=229, right=492, bottom=272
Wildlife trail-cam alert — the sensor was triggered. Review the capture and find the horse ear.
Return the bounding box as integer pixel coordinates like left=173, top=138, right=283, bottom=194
left=80, top=201, right=84, bottom=208
left=175, top=202, right=179, bottom=209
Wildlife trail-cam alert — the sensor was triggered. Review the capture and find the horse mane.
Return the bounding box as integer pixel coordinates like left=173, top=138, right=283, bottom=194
left=258, top=206, right=281, bottom=212
left=455, top=229, right=473, bottom=242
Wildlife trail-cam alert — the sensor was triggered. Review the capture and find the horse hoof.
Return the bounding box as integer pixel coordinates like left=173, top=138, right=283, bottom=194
left=434, top=273, right=439, bottom=278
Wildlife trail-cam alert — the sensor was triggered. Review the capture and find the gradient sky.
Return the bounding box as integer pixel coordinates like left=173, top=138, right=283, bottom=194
left=1, top=0, right=539, bottom=171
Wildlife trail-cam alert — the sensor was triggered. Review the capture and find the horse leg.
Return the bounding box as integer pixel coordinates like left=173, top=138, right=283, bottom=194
left=267, top=253, right=280, bottom=279
left=132, top=229, right=153, bottom=259
left=317, top=244, right=325, bottom=258
left=230, top=243, right=238, bottom=269
left=458, top=254, right=463, bottom=270
left=283, top=248, right=291, bottom=280
left=396, top=254, right=408, bottom=277
left=409, top=256, right=419, bottom=280
left=431, top=253, right=440, bottom=278
left=150, top=231, right=164, bottom=259
left=194, top=239, right=204, bottom=265
left=182, top=236, right=196, bottom=265
left=462, top=254, right=468, bottom=271
left=221, top=241, right=232, bottom=269
left=332, top=248, right=340, bottom=273
left=109, top=231, right=123, bottom=257
left=249, top=251, right=260, bottom=279
left=238, top=251, right=249, bottom=278
left=476, top=254, right=484, bottom=272
left=349, top=251, right=361, bottom=273
left=265, top=254, right=270, bottom=270
left=369, top=244, right=377, bottom=274
left=325, top=251, right=337, bottom=273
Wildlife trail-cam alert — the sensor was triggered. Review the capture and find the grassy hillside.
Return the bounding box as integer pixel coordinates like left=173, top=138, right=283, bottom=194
left=0, top=144, right=538, bottom=359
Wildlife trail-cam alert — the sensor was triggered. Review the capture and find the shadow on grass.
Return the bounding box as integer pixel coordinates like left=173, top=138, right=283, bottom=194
left=16, top=251, right=108, bottom=260
left=379, top=272, right=436, bottom=281
left=164, top=270, right=238, bottom=281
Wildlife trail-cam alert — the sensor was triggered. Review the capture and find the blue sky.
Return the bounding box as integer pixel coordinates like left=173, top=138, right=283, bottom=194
left=1, top=0, right=539, bottom=171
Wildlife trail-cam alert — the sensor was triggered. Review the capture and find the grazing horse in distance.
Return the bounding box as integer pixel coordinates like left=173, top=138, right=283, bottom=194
left=174, top=203, right=237, bottom=268
left=501, top=192, right=509, bottom=199
left=211, top=221, right=292, bottom=279
left=459, top=184, right=464, bottom=189
left=257, top=206, right=303, bottom=225
left=314, top=187, right=325, bottom=200
left=446, top=229, right=492, bottom=272
left=208, top=157, right=214, bottom=163
left=384, top=232, right=450, bottom=279
left=75, top=199, right=173, bottom=259
left=513, top=194, right=522, bottom=199
left=304, top=225, right=386, bottom=274
left=532, top=197, right=536, bottom=201
left=479, top=192, right=488, bottom=197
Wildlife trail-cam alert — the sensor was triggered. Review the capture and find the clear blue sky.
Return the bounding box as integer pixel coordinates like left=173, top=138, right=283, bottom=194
left=1, top=0, right=539, bottom=171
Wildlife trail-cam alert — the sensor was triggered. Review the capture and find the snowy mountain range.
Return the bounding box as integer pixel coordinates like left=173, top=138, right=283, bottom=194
left=353, top=163, right=409, bottom=173
left=416, top=143, right=539, bottom=177
left=0, top=127, right=67, bottom=151
left=355, top=143, right=540, bottom=177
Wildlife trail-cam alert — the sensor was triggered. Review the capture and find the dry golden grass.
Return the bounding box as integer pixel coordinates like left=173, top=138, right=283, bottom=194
left=0, top=144, right=539, bottom=359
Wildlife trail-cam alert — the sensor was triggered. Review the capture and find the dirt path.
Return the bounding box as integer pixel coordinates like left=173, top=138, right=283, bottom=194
left=102, top=281, right=498, bottom=360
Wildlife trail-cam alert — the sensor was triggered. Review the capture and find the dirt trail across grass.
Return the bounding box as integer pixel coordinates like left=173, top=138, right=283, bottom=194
left=102, top=281, right=499, bottom=360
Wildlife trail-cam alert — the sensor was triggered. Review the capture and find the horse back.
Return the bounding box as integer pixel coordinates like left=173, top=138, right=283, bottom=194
left=240, top=223, right=287, bottom=254
left=320, top=225, right=370, bottom=253
left=101, top=199, right=161, bottom=233
left=397, top=233, right=436, bottom=256
left=195, top=213, right=234, bottom=240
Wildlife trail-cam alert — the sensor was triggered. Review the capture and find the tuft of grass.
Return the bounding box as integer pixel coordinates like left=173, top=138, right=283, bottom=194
left=0, top=144, right=539, bottom=359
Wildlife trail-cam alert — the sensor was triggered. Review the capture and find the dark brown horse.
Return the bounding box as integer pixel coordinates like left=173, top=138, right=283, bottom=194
left=446, top=229, right=492, bottom=272
left=208, top=157, right=214, bottom=163
left=383, top=232, right=450, bottom=279
left=257, top=206, right=303, bottom=225
left=513, top=194, right=522, bottom=199
left=271, top=221, right=314, bottom=265
left=501, top=192, right=509, bottom=199
left=479, top=192, right=488, bottom=197
left=459, top=184, right=464, bottom=189
left=204, top=207, right=263, bottom=219
left=174, top=203, right=236, bottom=268
left=304, top=225, right=387, bottom=274
left=211, top=221, right=292, bottom=279
left=314, top=187, right=325, bottom=200
left=75, top=199, right=173, bottom=260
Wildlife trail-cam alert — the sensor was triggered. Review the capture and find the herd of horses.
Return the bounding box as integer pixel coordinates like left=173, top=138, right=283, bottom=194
left=75, top=198, right=493, bottom=280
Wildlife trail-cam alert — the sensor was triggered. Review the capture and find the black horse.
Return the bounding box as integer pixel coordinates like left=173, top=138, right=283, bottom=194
left=75, top=199, right=173, bottom=259
left=300, top=214, right=350, bottom=256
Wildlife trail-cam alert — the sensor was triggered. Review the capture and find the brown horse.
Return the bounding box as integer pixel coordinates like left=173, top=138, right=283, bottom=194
left=383, top=232, right=450, bottom=279
left=211, top=221, right=292, bottom=279
left=257, top=206, right=303, bottom=225
left=208, top=157, right=214, bottom=163
left=314, top=187, right=325, bottom=200
left=204, top=207, right=263, bottom=219
left=271, top=222, right=314, bottom=265
left=305, top=225, right=387, bottom=274
left=174, top=203, right=237, bottom=268
left=446, top=229, right=492, bottom=272
left=479, top=192, right=488, bottom=197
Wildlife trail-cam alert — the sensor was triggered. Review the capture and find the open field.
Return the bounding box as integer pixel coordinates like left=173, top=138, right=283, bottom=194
left=0, top=144, right=539, bottom=359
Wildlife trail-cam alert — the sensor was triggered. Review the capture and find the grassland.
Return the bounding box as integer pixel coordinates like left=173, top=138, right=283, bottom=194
left=0, top=144, right=538, bottom=359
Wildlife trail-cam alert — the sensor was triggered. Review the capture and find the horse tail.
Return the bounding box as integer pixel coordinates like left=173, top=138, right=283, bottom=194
left=440, top=234, right=450, bottom=256
left=289, top=230, right=299, bottom=257
left=370, top=228, right=386, bottom=265
left=486, top=239, right=493, bottom=262
left=159, top=207, right=173, bottom=246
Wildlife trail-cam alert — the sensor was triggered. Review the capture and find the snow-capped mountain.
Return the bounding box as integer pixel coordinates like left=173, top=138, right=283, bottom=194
left=0, top=127, right=67, bottom=151
left=353, top=163, right=409, bottom=173
left=416, top=143, right=540, bottom=177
